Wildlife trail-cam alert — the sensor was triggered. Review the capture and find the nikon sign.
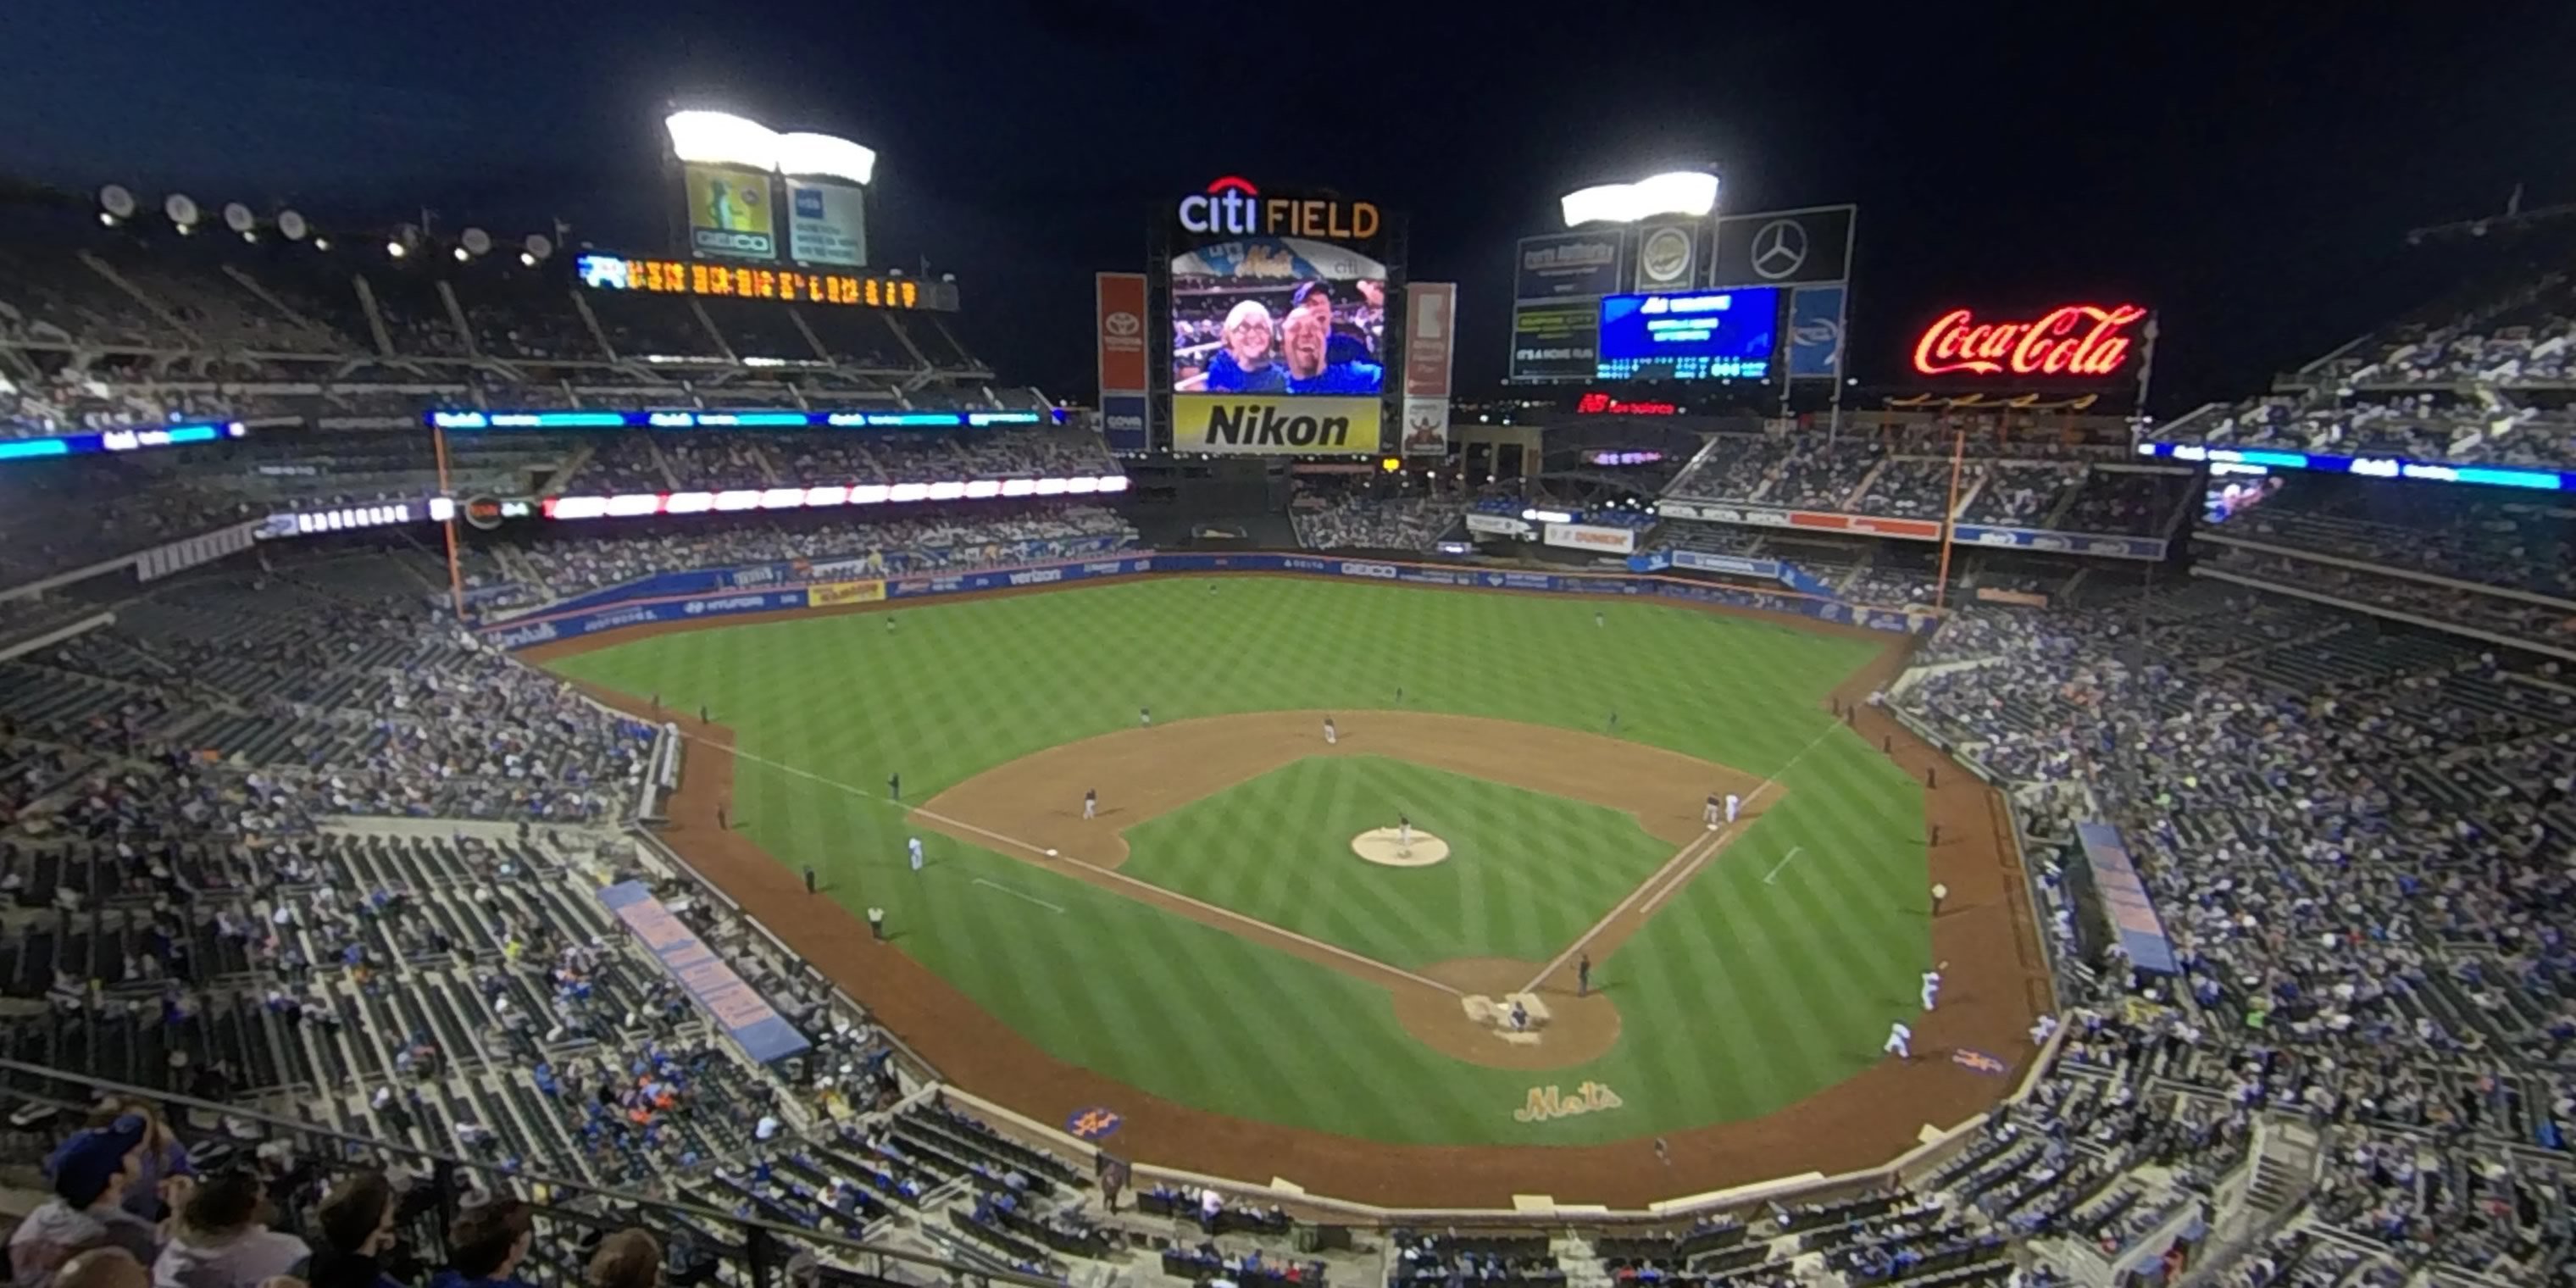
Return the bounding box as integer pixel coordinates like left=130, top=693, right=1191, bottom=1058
left=1171, top=394, right=1382, bottom=456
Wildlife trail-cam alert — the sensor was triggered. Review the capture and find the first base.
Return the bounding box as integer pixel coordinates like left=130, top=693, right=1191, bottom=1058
left=1046, top=848, right=1059, bottom=857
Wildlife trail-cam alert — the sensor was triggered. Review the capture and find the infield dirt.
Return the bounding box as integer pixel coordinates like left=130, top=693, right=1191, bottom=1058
left=534, top=585, right=2050, bottom=1210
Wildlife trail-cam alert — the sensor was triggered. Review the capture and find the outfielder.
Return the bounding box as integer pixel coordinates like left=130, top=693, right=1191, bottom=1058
left=1139, top=706, right=1152, bottom=728
left=1885, top=1020, right=1913, bottom=1061
left=1703, top=793, right=1722, bottom=830
left=1083, top=788, right=1097, bottom=820
left=1725, top=792, right=1742, bottom=824
left=908, top=836, right=924, bottom=873
left=1324, top=716, right=1337, bottom=746
left=1921, top=969, right=1942, bottom=1011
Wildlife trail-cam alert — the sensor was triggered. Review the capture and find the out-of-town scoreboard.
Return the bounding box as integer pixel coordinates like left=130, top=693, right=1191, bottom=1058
left=576, top=253, right=922, bottom=308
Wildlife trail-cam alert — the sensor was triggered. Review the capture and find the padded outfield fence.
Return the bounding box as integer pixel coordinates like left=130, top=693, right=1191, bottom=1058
left=475, top=550, right=1940, bottom=651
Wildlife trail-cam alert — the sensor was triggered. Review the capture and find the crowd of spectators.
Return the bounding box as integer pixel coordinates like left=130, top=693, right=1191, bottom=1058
left=1292, top=482, right=1463, bottom=552
left=503, top=506, right=1138, bottom=598
left=2208, top=476, right=2576, bottom=602
left=1663, top=434, right=2190, bottom=536
left=571, top=429, right=1117, bottom=497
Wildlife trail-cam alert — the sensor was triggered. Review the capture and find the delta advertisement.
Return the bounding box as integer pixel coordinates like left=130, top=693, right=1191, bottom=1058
left=683, top=162, right=776, bottom=260
left=1170, top=394, right=1382, bottom=456
left=480, top=552, right=1932, bottom=651
left=786, top=178, right=867, bottom=267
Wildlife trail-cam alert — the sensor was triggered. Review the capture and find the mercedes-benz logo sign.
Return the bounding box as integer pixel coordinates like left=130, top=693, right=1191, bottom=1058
left=1750, top=218, right=1809, bottom=280
left=1103, top=310, right=1141, bottom=338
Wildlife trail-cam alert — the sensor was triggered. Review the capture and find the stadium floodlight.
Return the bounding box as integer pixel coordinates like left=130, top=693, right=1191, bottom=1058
left=461, top=227, right=493, bottom=258
left=314, top=237, right=331, bottom=252
left=98, top=185, right=137, bottom=220
left=519, top=252, right=537, bottom=268
left=386, top=241, right=407, bottom=258
left=452, top=247, right=470, bottom=263
left=277, top=210, right=308, bottom=242
left=664, top=109, right=875, bottom=186
left=164, top=193, right=200, bottom=230
left=776, top=131, right=875, bottom=186
left=1559, top=170, right=1720, bottom=226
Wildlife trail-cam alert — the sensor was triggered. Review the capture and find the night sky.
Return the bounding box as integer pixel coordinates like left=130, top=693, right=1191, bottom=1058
left=8, top=2, right=2573, bottom=410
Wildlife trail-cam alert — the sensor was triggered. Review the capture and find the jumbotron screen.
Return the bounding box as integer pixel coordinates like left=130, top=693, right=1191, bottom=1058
left=1171, top=237, right=1387, bottom=396
left=1595, top=288, right=1780, bottom=381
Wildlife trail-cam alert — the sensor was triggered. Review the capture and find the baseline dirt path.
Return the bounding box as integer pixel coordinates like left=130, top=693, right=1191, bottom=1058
left=540, top=581, right=2051, bottom=1210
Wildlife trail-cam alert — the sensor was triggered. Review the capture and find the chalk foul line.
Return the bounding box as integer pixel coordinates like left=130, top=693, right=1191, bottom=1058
left=680, top=729, right=1463, bottom=998
left=972, top=878, right=1066, bottom=913
left=1518, top=719, right=1849, bottom=997
left=1763, top=847, right=1807, bottom=885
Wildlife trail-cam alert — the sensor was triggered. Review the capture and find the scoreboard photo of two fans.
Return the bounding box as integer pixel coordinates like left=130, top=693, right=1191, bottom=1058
left=1096, top=178, right=1457, bottom=457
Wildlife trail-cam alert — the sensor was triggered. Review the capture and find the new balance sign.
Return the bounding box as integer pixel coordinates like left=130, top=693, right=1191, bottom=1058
left=1172, top=394, right=1380, bottom=456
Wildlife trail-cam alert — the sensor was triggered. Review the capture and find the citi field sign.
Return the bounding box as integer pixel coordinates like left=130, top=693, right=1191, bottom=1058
left=1913, top=303, right=2149, bottom=378
left=1178, top=176, right=1381, bottom=243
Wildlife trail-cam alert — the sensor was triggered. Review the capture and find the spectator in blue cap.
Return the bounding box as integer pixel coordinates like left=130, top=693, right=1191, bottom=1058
left=8, top=1115, right=170, bottom=1288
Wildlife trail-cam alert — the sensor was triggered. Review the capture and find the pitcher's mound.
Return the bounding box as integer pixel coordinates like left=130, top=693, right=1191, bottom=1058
left=1353, top=828, right=1449, bottom=868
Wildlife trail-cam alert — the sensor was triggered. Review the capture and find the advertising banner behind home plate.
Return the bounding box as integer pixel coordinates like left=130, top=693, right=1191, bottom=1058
left=1543, top=522, right=1639, bottom=555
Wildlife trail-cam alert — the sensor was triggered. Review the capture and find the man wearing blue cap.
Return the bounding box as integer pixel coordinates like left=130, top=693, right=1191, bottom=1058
left=8, top=1115, right=166, bottom=1288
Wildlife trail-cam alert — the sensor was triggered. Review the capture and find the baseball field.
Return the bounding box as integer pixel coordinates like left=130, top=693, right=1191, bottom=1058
left=535, top=575, right=2045, bottom=1207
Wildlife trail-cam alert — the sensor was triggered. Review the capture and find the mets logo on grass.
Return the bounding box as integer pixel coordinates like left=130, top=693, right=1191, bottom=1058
left=1063, top=1107, right=1124, bottom=1141
left=808, top=580, right=886, bottom=607
left=1514, top=1080, right=1624, bottom=1124
left=1172, top=394, right=1381, bottom=456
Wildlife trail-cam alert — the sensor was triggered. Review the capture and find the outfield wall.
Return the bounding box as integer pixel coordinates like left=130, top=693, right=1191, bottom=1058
left=478, top=551, right=1938, bottom=650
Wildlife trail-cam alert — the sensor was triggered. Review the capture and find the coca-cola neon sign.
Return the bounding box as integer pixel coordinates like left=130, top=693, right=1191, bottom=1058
left=1912, top=303, right=2148, bottom=377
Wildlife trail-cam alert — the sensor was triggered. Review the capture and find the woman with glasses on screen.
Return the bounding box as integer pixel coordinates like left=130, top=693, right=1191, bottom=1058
left=1201, top=299, right=1288, bottom=392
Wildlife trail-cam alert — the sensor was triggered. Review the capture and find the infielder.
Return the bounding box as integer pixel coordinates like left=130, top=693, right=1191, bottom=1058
left=908, top=836, right=924, bottom=873
left=1921, top=969, right=1942, bottom=1011
left=1323, top=716, right=1337, bottom=746
left=1396, top=813, right=1413, bottom=856
left=1083, top=788, right=1097, bottom=820
left=1885, top=1020, right=1913, bottom=1061
left=1703, top=793, right=1722, bottom=830
left=1725, top=792, right=1742, bottom=824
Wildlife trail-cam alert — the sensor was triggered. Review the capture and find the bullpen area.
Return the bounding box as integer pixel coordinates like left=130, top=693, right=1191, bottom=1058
left=530, top=575, right=2046, bottom=1208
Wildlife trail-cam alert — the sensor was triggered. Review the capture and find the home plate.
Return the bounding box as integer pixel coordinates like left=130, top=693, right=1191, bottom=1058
left=1462, top=992, right=1552, bottom=1045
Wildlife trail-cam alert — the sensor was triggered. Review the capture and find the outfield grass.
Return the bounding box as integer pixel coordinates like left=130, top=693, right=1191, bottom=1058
left=1120, top=757, right=1676, bottom=970
left=546, top=578, right=1931, bottom=1146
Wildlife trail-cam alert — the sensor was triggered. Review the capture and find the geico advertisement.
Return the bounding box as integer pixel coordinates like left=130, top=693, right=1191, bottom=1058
left=1171, top=395, right=1381, bottom=455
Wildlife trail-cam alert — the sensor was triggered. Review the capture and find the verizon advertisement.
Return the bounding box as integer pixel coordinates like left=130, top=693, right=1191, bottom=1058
left=1096, top=272, right=1150, bottom=453
left=1543, top=522, right=1639, bottom=555
left=1402, top=281, right=1456, bottom=456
